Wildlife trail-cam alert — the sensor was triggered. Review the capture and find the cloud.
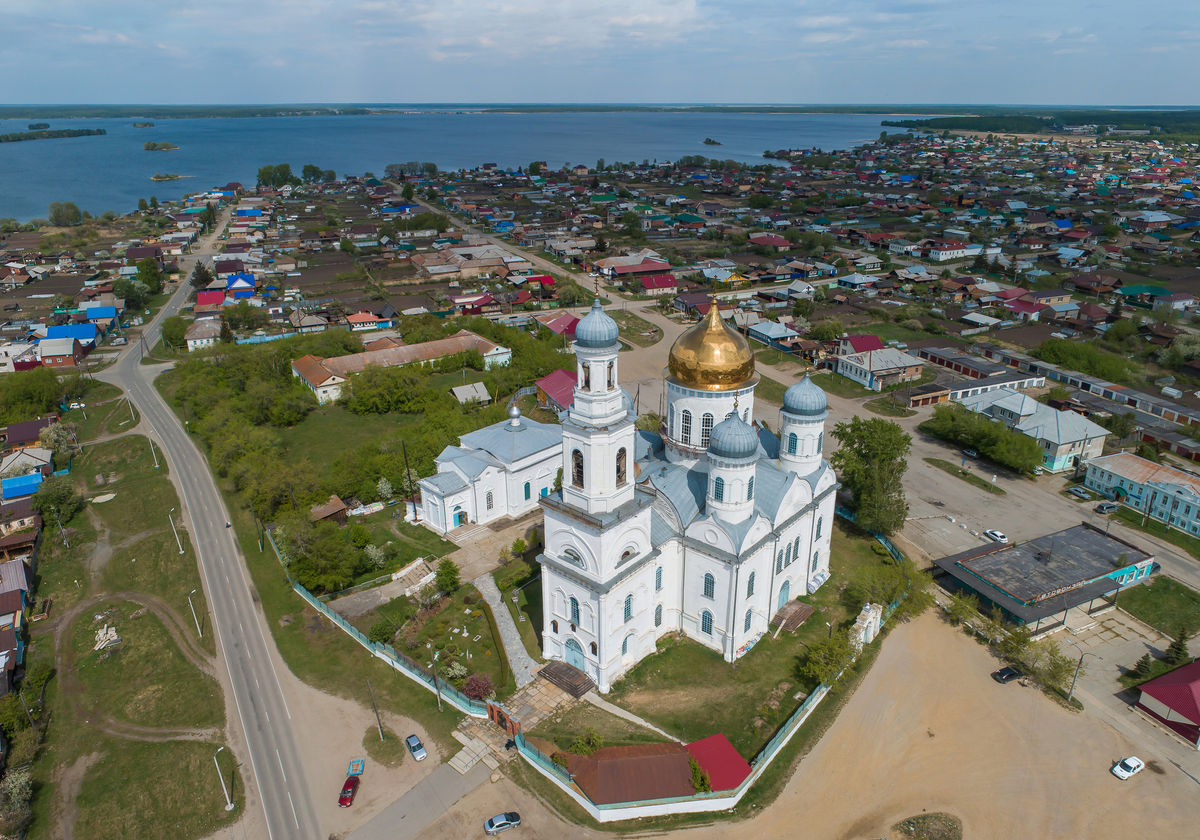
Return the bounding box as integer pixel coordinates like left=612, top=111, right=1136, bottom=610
left=887, top=39, right=929, bottom=48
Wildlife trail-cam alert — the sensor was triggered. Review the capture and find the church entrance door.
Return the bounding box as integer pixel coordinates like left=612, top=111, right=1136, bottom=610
left=455, top=511, right=467, bottom=527
left=777, top=579, right=790, bottom=612
left=564, top=638, right=585, bottom=670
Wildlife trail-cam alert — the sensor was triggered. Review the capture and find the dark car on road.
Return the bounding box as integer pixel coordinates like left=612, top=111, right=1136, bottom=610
left=1096, top=501, right=1119, bottom=514
left=484, top=812, right=521, bottom=834
left=338, top=775, right=360, bottom=807
left=991, top=666, right=1021, bottom=684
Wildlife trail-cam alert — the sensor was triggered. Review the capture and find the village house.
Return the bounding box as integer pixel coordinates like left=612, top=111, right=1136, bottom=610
left=835, top=347, right=925, bottom=392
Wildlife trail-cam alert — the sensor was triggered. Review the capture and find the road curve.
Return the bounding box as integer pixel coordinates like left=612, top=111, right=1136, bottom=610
left=96, top=218, right=322, bottom=839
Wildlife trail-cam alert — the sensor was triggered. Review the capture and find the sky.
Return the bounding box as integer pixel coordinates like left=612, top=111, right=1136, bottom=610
left=4, top=0, right=1198, bottom=106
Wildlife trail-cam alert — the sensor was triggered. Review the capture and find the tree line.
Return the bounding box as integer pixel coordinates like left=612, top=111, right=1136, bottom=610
left=919, top=404, right=1044, bottom=474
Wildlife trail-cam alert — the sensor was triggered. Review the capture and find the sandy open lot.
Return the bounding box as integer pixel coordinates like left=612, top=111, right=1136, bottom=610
left=425, top=611, right=1200, bottom=839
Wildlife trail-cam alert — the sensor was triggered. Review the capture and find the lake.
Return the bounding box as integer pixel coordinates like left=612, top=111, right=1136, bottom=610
left=0, top=110, right=909, bottom=221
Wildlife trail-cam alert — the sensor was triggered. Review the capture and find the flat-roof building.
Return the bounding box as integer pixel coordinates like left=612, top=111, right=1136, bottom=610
left=933, top=523, right=1155, bottom=634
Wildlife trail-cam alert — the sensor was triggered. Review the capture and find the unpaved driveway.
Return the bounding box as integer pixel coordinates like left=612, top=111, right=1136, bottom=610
left=424, top=611, right=1200, bottom=839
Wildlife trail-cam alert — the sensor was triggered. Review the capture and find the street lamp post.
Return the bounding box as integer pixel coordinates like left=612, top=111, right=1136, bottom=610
left=187, top=588, right=203, bottom=637
left=825, top=621, right=833, bottom=638
left=428, top=645, right=443, bottom=712
left=1063, top=638, right=1100, bottom=705
left=213, top=747, right=235, bottom=811
left=148, top=436, right=159, bottom=469
left=168, top=507, right=184, bottom=555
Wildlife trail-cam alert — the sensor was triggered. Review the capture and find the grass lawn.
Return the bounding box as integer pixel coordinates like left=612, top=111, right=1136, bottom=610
left=65, top=396, right=137, bottom=443
left=607, top=520, right=886, bottom=757
left=753, top=345, right=808, bottom=371
left=32, top=507, right=98, bottom=614
left=894, top=813, right=964, bottom=840
left=344, top=509, right=457, bottom=586
left=1114, top=506, right=1200, bottom=562
left=811, top=371, right=872, bottom=400
left=924, top=458, right=1006, bottom=495
left=70, top=600, right=223, bottom=729
left=491, top=565, right=544, bottom=662
left=362, top=724, right=410, bottom=768
left=527, top=701, right=665, bottom=752
left=278, top=405, right=407, bottom=469
left=1120, top=576, right=1200, bottom=639
left=755, top=373, right=789, bottom=406
left=72, top=739, right=243, bottom=840
left=865, top=396, right=917, bottom=418
left=515, top=393, right=561, bottom=425
left=610, top=310, right=662, bottom=347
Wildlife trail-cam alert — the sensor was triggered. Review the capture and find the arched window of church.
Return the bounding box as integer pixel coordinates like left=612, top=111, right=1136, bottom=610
left=680, top=410, right=692, bottom=444
left=744, top=608, right=753, bottom=633
left=590, top=641, right=598, bottom=655
left=793, top=536, right=801, bottom=558
left=701, top=413, right=714, bottom=447
left=776, top=552, right=784, bottom=573
left=713, top=476, right=724, bottom=502
left=787, top=433, right=798, bottom=455
left=744, top=408, right=749, bottom=422
left=624, top=594, right=633, bottom=622
left=747, top=477, right=754, bottom=501
left=570, top=597, right=580, bottom=626
left=654, top=604, right=663, bottom=627
left=616, top=447, right=627, bottom=486
left=524, top=481, right=531, bottom=500
left=785, top=543, right=792, bottom=566
left=811, top=551, right=820, bottom=573
left=486, top=491, right=494, bottom=511
left=655, top=566, right=663, bottom=592
left=572, top=449, right=584, bottom=488
left=746, top=571, right=756, bottom=597
left=701, top=610, right=713, bottom=635
left=622, top=635, right=629, bottom=655
left=702, top=573, right=715, bottom=599
left=817, top=432, right=823, bottom=453
left=582, top=364, right=591, bottom=391
left=816, top=517, right=823, bottom=539
left=607, top=361, right=614, bottom=390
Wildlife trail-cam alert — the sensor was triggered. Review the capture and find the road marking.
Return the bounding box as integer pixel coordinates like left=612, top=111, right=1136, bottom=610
left=287, top=791, right=300, bottom=830
left=276, top=748, right=287, bottom=782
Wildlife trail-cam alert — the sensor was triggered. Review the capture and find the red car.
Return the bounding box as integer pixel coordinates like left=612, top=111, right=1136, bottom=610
left=338, top=775, right=360, bottom=807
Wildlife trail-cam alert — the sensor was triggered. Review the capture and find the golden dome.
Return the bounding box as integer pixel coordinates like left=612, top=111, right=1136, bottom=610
left=667, top=301, right=756, bottom=391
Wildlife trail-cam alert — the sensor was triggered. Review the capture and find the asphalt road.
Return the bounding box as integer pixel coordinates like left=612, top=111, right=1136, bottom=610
left=96, top=217, right=322, bottom=840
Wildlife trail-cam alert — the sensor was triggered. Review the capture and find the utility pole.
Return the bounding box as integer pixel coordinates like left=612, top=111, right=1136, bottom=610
left=429, top=648, right=443, bottom=712
left=402, top=440, right=416, bottom=519
left=187, top=589, right=203, bottom=637
left=168, top=507, right=184, bottom=555
left=213, top=747, right=235, bottom=811
left=148, top=437, right=159, bottom=469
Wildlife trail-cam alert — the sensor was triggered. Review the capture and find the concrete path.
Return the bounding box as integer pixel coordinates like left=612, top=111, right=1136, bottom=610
left=347, top=762, right=490, bottom=840
left=475, top=573, right=537, bottom=687
left=582, top=690, right=682, bottom=742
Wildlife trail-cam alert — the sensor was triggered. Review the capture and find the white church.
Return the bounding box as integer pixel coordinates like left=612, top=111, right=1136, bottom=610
left=537, top=299, right=838, bottom=692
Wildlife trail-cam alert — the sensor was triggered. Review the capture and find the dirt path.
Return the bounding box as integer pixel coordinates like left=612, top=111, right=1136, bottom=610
left=55, top=752, right=102, bottom=840
left=49, top=590, right=219, bottom=745
left=83, top=508, right=113, bottom=578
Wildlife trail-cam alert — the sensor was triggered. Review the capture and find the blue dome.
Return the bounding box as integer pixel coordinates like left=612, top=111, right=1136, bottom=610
left=708, top=412, right=759, bottom=460
left=783, top=375, right=827, bottom=417
left=574, top=299, right=620, bottom=348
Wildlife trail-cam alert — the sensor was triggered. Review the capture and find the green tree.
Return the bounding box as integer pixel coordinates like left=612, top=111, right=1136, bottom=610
left=1133, top=652, right=1154, bottom=678
left=620, top=211, right=644, bottom=239
left=48, top=201, right=82, bottom=227
left=138, top=198, right=149, bottom=212
left=112, top=278, right=150, bottom=309
left=38, top=421, right=79, bottom=461
left=830, top=417, right=911, bottom=534
left=190, top=260, right=214, bottom=290
left=947, top=591, right=980, bottom=627
left=219, top=319, right=234, bottom=344
left=149, top=195, right=158, bottom=209
left=528, top=161, right=542, bottom=176
left=0, top=366, right=62, bottom=424
left=402, top=183, right=415, bottom=202
left=202, top=202, right=217, bottom=230
left=799, top=632, right=855, bottom=686
left=435, top=559, right=461, bottom=593
left=301, top=164, right=323, bottom=184
left=808, top=319, right=844, bottom=342
left=32, top=475, right=83, bottom=526
left=747, top=193, right=774, bottom=209
left=1168, top=626, right=1192, bottom=666
left=511, top=538, right=527, bottom=557
left=162, top=316, right=188, bottom=349
left=136, top=257, right=163, bottom=294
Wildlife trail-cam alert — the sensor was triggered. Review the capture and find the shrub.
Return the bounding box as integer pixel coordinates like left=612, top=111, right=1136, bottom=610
left=689, top=757, right=712, bottom=793
left=463, top=672, right=494, bottom=700
left=1134, top=652, right=1154, bottom=678
left=569, top=728, right=603, bottom=755
left=435, top=559, right=461, bottom=593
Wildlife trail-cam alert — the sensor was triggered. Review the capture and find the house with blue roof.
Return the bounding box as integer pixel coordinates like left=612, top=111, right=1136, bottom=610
left=418, top=406, right=563, bottom=534
left=44, top=323, right=98, bottom=348
left=1, top=472, right=42, bottom=501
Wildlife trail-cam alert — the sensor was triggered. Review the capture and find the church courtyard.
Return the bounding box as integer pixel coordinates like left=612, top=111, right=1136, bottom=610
left=604, top=519, right=896, bottom=757
left=416, top=609, right=1200, bottom=840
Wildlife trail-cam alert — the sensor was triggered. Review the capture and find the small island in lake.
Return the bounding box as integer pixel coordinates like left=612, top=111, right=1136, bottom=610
left=144, top=140, right=179, bottom=151
left=0, top=128, right=106, bottom=143
left=150, top=173, right=183, bottom=181
left=133, top=121, right=155, bottom=128
left=28, top=122, right=49, bottom=130
left=703, top=137, right=722, bottom=145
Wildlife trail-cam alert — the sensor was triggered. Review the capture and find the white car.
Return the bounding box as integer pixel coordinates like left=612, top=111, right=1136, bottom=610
left=1112, top=756, right=1145, bottom=780
left=68, top=402, right=86, bottom=410
left=984, top=529, right=1008, bottom=544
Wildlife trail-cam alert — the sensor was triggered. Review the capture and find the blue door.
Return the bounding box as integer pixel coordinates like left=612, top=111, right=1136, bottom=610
left=540, top=487, right=549, bottom=498
left=564, top=638, right=585, bottom=670
left=455, top=511, right=467, bottom=527
left=777, top=579, right=790, bottom=612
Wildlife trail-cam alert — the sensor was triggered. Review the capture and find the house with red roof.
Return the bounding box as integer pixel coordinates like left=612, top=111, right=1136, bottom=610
left=640, top=274, right=677, bottom=296
left=347, top=311, right=384, bottom=331
left=1136, top=659, right=1200, bottom=749
left=1004, top=299, right=1044, bottom=322
left=748, top=232, right=789, bottom=251
left=536, top=369, right=576, bottom=412
left=838, top=334, right=885, bottom=355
